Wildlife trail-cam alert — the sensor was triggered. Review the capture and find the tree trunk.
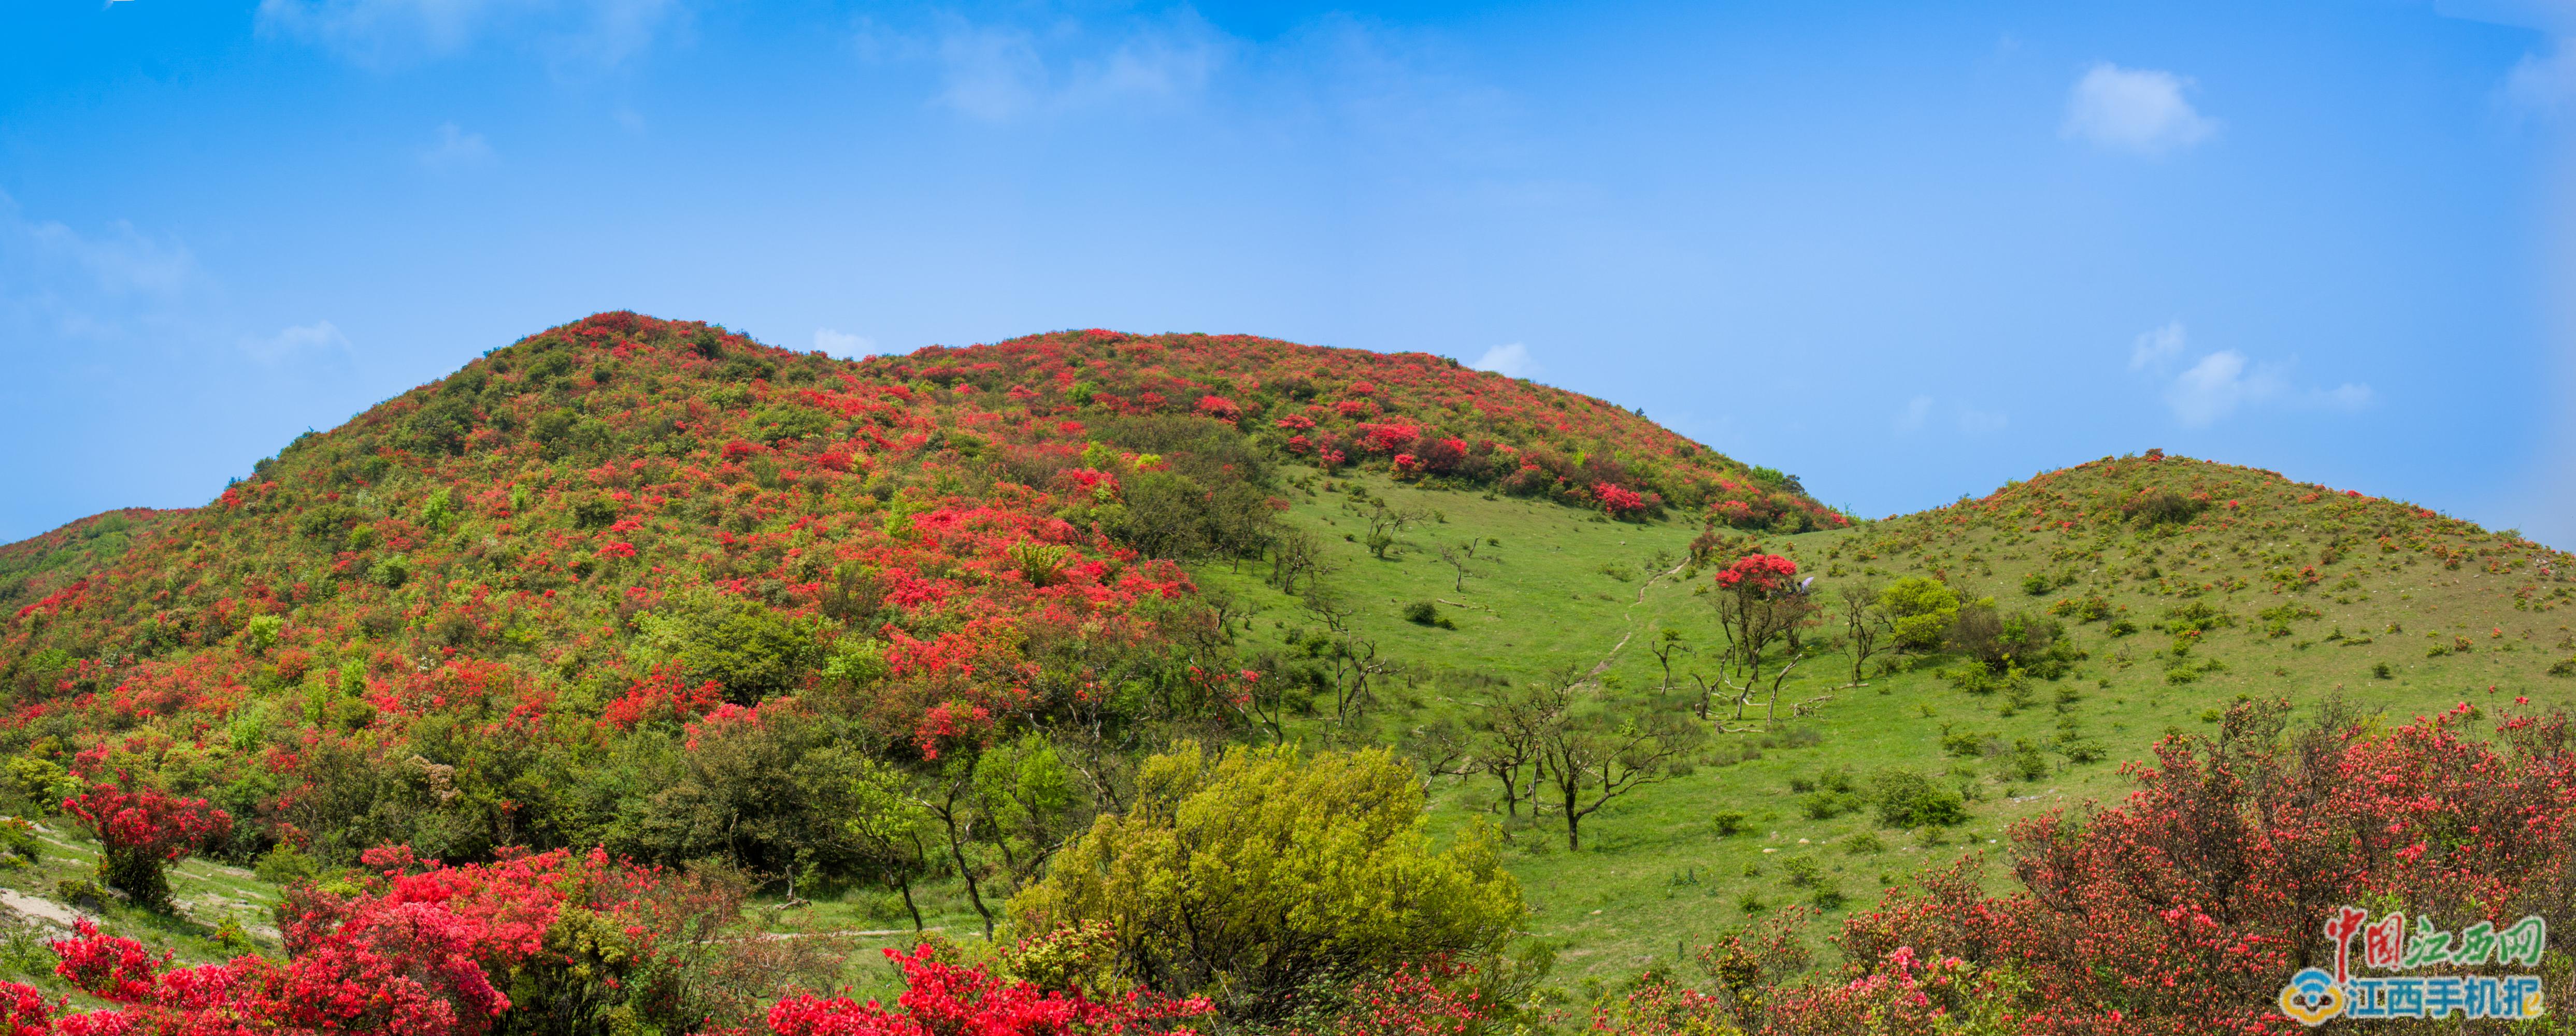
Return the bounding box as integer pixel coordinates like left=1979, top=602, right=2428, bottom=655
left=897, top=874, right=924, bottom=931
left=939, top=804, right=994, bottom=937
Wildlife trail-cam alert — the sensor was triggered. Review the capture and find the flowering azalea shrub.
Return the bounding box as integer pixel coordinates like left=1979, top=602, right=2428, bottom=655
left=61, top=776, right=230, bottom=911
left=1766, top=697, right=2576, bottom=1035
left=759, top=945, right=1210, bottom=1036
left=1712, top=554, right=1799, bottom=595
left=0, top=843, right=806, bottom=1036
left=1594, top=482, right=1647, bottom=520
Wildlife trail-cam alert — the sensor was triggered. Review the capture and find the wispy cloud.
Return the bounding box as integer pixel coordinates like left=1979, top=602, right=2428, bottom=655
left=1893, top=395, right=1934, bottom=434
left=1468, top=342, right=1537, bottom=379
left=2063, top=63, right=2217, bottom=155
left=0, top=191, right=202, bottom=343
left=256, top=0, right=681, bottom=71
left=2437, top=0, right=2576, bottom=117
left=814, top=327, right=876, bottom=358
left=419, top=122, right=495, bottom=170
left=2506, top=39, right=2576, bottom=115
left=1957, top=406, right=2009, bottom=435
left=1890, top=395, right=2002, bottom=435
left=242, top=320, right=353, bottom=364
left=2130, top=320, right=2187, bottom=370
left=864, top=9, right=1228, bottom=122
left=2134, top=328, right=2374, bottom=428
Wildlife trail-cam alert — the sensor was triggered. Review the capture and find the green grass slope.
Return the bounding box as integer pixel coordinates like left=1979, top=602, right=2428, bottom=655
left=1188, top=452, right=2576, bottom=985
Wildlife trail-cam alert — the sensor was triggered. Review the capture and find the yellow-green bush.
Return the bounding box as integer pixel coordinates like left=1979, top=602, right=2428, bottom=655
left=1008, top=742, right=1522, bottom=1018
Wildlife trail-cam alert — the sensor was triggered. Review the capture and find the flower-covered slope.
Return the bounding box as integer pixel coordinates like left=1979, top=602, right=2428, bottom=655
left=0, top=313, right=1827, bottom=865
left=855, top=328, right=1842, bottom=528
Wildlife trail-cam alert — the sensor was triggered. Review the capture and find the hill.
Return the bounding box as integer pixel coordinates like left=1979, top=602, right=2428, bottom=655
left=1, top=312, right=2571, bottom=1033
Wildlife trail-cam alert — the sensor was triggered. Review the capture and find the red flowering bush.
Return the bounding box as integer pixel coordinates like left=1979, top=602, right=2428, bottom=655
left=1305, top=960, right=1493, bottom=1036
left=1594, top=482, right=1646, bottom=519
left=1193, top=395, right=1240, bottom=423
left=1798, top=697, right=2576, bottom=1034
left=761, top=945, right=1209, bottom=1036
left=61, top=778, right=230, bottom=911
left=1711, top=554, right=1798, bottom=595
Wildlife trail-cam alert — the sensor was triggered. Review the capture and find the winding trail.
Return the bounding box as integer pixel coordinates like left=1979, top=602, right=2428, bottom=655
left=1583, top=557, right=1694, bottom=680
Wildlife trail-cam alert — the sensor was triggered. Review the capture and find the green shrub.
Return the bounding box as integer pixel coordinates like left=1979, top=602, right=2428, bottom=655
left=1939, top=729, right=1992, bottom=757
left=1872, top=769, right=1968, bottom=828
left=367, top=554, right=410, bottom=588
left=2051, top=728, right=2106, bottom=765
left=637, top=594, right=823, bottom=703
left=2049, top=595, right=2114, bottom=623
left=2163, top=601, right=2235, bottom=635
left=1881, top=577, right=1961, bottom=652
left=1800, top=790, right=1865, bottom=820
left=55, top=877, right=105, bottom=909
left=2007, top=739, right=2049, bottom=781
left=1711, top=810, right=1748, bottom=836
left=254, top=842, right=318, bottom=885
left=0, top=818, right=37, bottom=868
left=1944, top=665, right=2025, bottom=697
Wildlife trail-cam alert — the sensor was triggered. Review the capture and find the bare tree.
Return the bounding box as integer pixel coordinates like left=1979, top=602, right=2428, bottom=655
left=1352, top=499, right=1432, bottom=559
left=1469, top=685, right=1557, bottom=818
left=1268, top=529, right=1340, bottom=596
left=1436, top=539, right=1496, bottom=593
left=1320, top=635, right=1390, bottom=725
left=1510, top=667, right=1707, bottom=851
left=1648, top=628, right=1694, bottom=695
left=1836, top=581, right=1888, bottom=686
left=1299, top=589, right=1390, bottom=725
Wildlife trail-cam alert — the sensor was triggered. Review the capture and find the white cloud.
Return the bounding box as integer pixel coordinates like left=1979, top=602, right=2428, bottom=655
left=242, top=321, right=353, bottom=364
left=2157, top=348, right=2373, bottom=427
left=2166, top=350, right=2268, bottom=427
left=1893, top=395, right=1934, bottom=434
left=0, top=191, right=202, bottom=343
left=2062, top=63, right=2217, bottom=155
left=814, top=327, right=876, bottom=358
left=869, top=10, right=1228, bottom=122
left=1468, top=342, right=1537, bottom=379
left=2507, top=39, right=2576, bottom=114
left=1957, top=406, right=2009, bottom=435
left=419, top=122, right=495, bottom=170
left=256, top=0, right=679, bottom=70
left=3, top=193, right=197, bottom=299
left=2130, top=320, right=2187, bottom=370
left=2314, top=382, right=2376, bottom=410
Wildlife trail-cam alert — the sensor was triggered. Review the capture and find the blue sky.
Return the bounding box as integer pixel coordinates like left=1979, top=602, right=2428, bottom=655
left=3, top=1, right=2571, bottom=545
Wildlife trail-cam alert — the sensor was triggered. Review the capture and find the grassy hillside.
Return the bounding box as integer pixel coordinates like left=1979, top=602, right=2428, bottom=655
left=1184, top=452, right=2576, bottom=986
